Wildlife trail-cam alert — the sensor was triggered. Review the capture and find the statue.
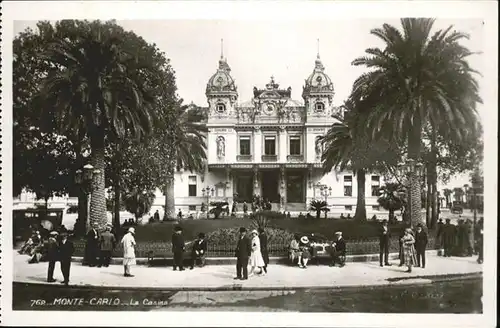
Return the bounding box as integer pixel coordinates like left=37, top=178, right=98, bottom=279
left=315, top=137, right=322, bottom=158
left=216, top=136, right=225, bottom=157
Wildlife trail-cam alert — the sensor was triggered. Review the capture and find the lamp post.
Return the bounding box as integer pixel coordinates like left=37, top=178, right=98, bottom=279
left=74, top=164, right=101, bottom=233
left=316, top=183, right=332, bottom=219
left=463, top=184, right=470, bottom=210
left=398, top=159, right=424, bottom=227
left=202, top=186, right=215, bottom=219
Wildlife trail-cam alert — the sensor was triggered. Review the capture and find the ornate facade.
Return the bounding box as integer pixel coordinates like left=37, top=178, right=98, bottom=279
left=172, top=51, right=384, bottom=216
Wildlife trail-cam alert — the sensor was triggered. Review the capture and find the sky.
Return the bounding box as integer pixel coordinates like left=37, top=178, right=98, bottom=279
left=13, top=18, right=485, bottom=190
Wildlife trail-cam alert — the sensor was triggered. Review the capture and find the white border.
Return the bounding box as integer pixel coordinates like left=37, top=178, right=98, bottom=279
left=1, top=1, right=498, bottom=327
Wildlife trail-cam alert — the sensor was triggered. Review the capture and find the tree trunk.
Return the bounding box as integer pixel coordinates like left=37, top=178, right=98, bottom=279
left=426, top=168, right=432, bottom=227
left=407, top=117, right=424, bottom=227
left=113, top=181, right=121, bottom=232
left=354, top=169, right=367, bottom=221
left=76, top=190, right=88, bottom=235
left=164, top=176, right=175, bottom=220
left=389, top=209, right=395, bottom=223
left=90, top=134, right=107, bottom=230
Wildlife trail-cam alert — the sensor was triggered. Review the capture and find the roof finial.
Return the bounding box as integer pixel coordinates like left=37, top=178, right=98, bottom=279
left=221, top=38, right=224, bottom=60
left=317, top=38, right=320, bottom=59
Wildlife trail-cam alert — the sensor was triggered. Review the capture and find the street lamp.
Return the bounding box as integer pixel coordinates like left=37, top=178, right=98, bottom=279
left=202, top=186, right=215, bottom=219
left=74, top=164, right=101, bottom=233
left=315, top=183, right=332, bottom=219
left=463, top=184, right=470, bottom=209
left=398, top=159, right=425, bottom=227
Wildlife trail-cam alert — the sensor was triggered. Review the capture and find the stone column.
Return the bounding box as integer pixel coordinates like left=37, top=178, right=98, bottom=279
left=225, top=166, right=232, bottom=200
left=278, top=126, right=287, bottom=162
left=253, top=165, right=260, bottom=197
left=280, top=165, right=287, bottom=212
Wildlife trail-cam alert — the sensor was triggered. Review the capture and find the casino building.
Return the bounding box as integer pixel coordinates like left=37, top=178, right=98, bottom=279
left=170, top=51, right=384, bottom=217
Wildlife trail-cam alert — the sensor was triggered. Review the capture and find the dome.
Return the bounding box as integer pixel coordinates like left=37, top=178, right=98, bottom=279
left=303, top=55, right=334, bottom=94
left=206, top=57, right=237, bottom=94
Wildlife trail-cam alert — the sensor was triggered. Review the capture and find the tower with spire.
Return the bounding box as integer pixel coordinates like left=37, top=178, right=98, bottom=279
left=302, top=39, right=335, bottom=121
left=206, top=39, right=238, bottom=121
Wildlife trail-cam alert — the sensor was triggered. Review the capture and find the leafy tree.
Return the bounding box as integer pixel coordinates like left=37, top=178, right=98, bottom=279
left=377, top=182, right=406, bottom=223
left=33, top=20, right=170, bottom=229
left=352, top=18, right=482, bottom=227
left=309, top=199, right=329, bottom=219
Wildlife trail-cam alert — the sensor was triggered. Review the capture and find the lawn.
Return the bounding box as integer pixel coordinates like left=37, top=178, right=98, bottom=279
left=128, top=218, right=408, bottom=242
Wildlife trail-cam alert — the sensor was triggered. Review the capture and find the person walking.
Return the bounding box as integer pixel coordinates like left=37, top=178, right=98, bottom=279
left=99, top=225, right=116, bottom=267
left=401, top=228, right=417, bottom=273
left=172, top=226, right=186, bottom=271
left=258, top=228, right=269, bottom=274
left=59, top=232, right=74, bottom=285
left=46, top=231, right=59, bottom=283
left=190, top=232, right=208, bottom=269
left=378, top=220, right=391, bottom=267
left=442, top=219, right=456, bottom=257
left=234, top=227, right=251, bottom=280
left=414, top=224, right=428, bottom=268
left=249, top=230, right=265, bottom=276
left=85, top=223, right=100, bottom=267
left=121, top=227, right=136, bottom=277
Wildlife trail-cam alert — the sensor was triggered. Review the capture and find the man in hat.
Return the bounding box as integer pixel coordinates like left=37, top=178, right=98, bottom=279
left=378, top=220, right=392, bottom=267
left=258, top=228, right=269, bottom=273
left=59, top=232, right=74, bottom=285
left=414, top=224, right=428, bottom=268
left=46, top=231, right=59, bottom=282
left=85, top=223, right=100, bottom=267
left=234, top=227, right=251, bottom=280
left=442, top=218, right=456, bottom=257
left=121, top=227, right=136, bottom=277
left=172, top=226, right=185, bottom=271
left=100, top=225, right=117, bottom=267
left=190, top=232, right=208, bottom=269
left=329, top=231, right=346, bottom=267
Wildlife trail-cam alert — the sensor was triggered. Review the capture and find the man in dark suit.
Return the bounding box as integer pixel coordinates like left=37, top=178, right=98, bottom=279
left=85, top=224, right=100, bottom=267
left=154, top=210, right=160, bottom=222
left=59, top=232, right=74, bottom=286
left=234, top=227, right=251, bottom=280
left=258, top=228, right=269, bottom=273
left=415, top=223, right=428, bottom=268
left=378, top=220, right=392, bottom=267
left=99, top=225, right=116, bottom=267
left=442, top=218, right=456, bottom=257
left=190, top=232, right=208, bottom=269
left=330, top=231, right=346, bottom=267
left=46, top=231, right=59, bottom=282
left=172, top=226, right=185, bottom=271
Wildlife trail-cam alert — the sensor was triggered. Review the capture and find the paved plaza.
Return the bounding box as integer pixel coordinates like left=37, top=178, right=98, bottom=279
left=14, top=252, right=481, bottom=290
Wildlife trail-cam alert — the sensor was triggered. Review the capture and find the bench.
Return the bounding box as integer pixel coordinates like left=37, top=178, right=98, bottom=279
left=310, top=242, right=346, bottom=266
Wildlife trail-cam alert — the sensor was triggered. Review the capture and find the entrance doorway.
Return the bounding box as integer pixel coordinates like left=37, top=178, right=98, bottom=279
left=287, top=171, right=306, bottom=203
left=235, top=175, right=253, bottom=202
left=261, top=170, right=280, bottom=203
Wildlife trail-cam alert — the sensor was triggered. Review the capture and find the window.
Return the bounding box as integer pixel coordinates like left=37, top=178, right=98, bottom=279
left=216, top=103, right=226, bottom=113
left=188, top=175, right=197, bottom=197
left=264, top=136, right=276, bottom=155
left=239, top=136, right=251, bottom=155
left=289, top=136, right=301, bottom=155
left=315, top=102, right=325, bottom=112
left=345, top=205, right=353, bottom=211
left=371, top=175, right=380, bottom=196
left=372, top=205, right=380, bottom=211
left=188, top=205, right=196, bottom=211
left=344, top=175, right=353, bottom=197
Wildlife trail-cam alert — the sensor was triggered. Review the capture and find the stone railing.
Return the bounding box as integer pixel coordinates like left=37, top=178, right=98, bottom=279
left=261, top=155, right=278, bottom=162
left=287, top=154, right=304, bottom=162
left=237, top=155, right=253, bottom=162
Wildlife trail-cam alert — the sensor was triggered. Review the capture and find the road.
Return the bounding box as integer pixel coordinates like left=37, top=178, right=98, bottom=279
left=13, top=275, right=482, bottom=313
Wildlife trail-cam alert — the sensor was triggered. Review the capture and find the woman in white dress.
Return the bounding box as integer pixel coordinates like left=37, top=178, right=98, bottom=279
left=249, top=229, right=265, bottom=276
left=121, top=227, right=136, bottom=277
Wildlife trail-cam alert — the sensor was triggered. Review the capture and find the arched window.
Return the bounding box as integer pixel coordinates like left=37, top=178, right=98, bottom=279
left=216, top=103, right=226, bottom=113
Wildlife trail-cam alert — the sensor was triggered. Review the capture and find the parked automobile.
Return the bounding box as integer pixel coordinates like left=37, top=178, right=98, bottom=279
left=451, top=203, right=464, bottom=214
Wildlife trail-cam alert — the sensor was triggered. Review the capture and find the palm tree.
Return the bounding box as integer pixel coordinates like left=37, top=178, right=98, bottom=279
left=309, top=200, right=328, bottom=219
left=163, top=103, right=207, bottom=219
left=443, top=188, right=453, bottom=208
left=377, top=182, right=406, bottom=223
left=352, top=18, right=482, bottom=227
left=319, top=99, right=400, bottom=221
left=38, top=21, right=158, bottom=229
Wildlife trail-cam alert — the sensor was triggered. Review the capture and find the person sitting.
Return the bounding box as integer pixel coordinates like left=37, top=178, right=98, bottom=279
left=190, top=232, right=208, bottom=269
left=298, top=236, right=311, bottom=268
left=288, top=234, right=300, bottom=265
left=340, top=213, right=345, bottom=220
left=298, top=212, right=305, bottom=219
left=329, top=231, right=346, bottom=267
left=19, top=230, right=42, bottom=255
